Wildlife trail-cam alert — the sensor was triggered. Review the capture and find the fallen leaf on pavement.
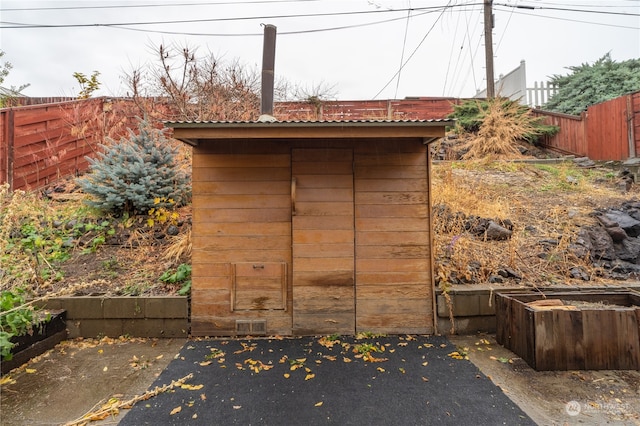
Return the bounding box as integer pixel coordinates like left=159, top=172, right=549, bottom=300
left=170, top=406, right=182, bottom=415
left=315, top=401, right=323, bottom=407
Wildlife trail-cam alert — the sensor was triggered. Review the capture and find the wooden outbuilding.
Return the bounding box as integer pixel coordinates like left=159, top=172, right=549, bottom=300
left=167, top=119, right=452, bottom=336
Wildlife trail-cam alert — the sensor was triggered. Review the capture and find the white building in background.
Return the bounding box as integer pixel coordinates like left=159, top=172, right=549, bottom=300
left=475, top=60, right=558, bottom=108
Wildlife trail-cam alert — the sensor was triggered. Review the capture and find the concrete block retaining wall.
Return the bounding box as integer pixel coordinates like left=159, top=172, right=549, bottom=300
left=37, top=296, right=189, bottom=338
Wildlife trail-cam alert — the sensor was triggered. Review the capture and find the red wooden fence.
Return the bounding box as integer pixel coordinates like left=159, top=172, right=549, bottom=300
left=533, top=90, right=640, bottom=161
left=2, top=93, right=638, bottom=192
left=531, top=110, right=587, bottom=156
left=0, top=98, right=138, bottom=191
left=275, top=97, right=461, bottom=121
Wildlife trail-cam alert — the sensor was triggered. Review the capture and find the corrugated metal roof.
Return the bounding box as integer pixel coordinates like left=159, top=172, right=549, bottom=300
left=165, top=118, right=453, bottom=127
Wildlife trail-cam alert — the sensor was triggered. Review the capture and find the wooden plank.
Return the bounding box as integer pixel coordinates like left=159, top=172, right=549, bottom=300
left=356, top=258, right=428, bottom=273
left=292, top=161, right=352, bottom=175
left=196, top=222, right=290, bottom=236
left=292, top=271, right=354, bottom=287
left=356, top=152, right=426, bottom=166
left=355, top=178, right=427, bottom=192
left=356, top=271, right=429, bottom=285
left=293, top=313, right=355, bottom=335
left=294, top=174, right=352, bottom=188
left=356, top=245, right=429, bottom=259
left=193, top=154, right=290, bottom=168
left=292, top=148, right=353, bottom=162
left=355, top=165, right=426, bottom=179
left=292, top=229, right=354, bottom=244
left=356, top=231, right=429, bottom=246
left=192, top=250, right=290, bottom=264
left=293, top=257, right=354, bottom=272
left=565, top=310, right=585, bottom=370
left=194, top=167, right=290, bottom=182
left=355, top=191, right=427, bottom=204
left=194, top=194, right=290, bottom=209
left=295, top=188, right=353, bottom=202
left=356, top=217, right=428, bottom=232
left=357, top=284, right=429, bottom=299
left=293, top=243, right=354, bottom=258
left=356, top=313, right=433, bottom=335
left=292, top=215, right=353, bottom=230
left=194, top=235, right=290, bottom=250
left=294, top=201, right=354, bottom=216
left=355, top=204, right=427, bottom=218
left=192, top=181, right=291, bottom=195
left=193, top=208, right=290, bottom=223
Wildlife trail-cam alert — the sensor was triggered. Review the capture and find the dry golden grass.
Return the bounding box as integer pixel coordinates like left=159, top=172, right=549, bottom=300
left=432, top=161, right=633, bottom=288
left=163, top=228, right=192, bottom=264
left=458, top=99, right=538, bottom=161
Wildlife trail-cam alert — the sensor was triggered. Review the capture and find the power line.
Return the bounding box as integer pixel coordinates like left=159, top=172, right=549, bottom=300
left=0, top=4, right=483, bottom=29
left=394, top=5, right=413, bottom=98
left=0, top=0, right=324, bottom=12
left=372, top=6, right=451, bottom=99
left=493, top=5, right=640, bottom=29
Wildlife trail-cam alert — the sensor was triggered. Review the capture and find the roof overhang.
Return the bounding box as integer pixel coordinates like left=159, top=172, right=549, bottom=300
left=165, top=119, right=453, bottom=147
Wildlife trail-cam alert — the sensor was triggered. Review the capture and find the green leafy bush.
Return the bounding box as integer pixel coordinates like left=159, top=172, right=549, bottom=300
left=160, top=263, right=192, bottom=296
left=78, top=118, right=190, bottom=215
left=0, top=289, right=49, bottom=360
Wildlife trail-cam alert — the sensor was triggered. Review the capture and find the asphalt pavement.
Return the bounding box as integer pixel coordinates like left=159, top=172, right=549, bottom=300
left=120, top=335, right=534, bottom=425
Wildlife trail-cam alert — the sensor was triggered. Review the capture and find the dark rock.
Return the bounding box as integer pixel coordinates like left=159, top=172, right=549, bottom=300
left=596, top=214, right=618, bottom=228
left=573, top=157, right=596, bottom=168
left=524, top=225, right=537, bottom=233
left=65, top=219, right=77, bottom=230
left=497, top=267, right=522, bottom=280
left=604, top=210, right=640, bottom=237
left=484, top=221, right=512, bottom=240
left=52, top=220, right=63, bottom=228
left=584, top=225, right=617, bottom=261
left=489, top=275, right=504, bottom=283
left=605, top=226, right=627, bottom=243
left=616, top=237, right=640, bottom=263
left=568, top=229, right=593, bottom=261
left=569, top=267, right=590, bottom=281
left=566, top=176, right=578, bottom=185
left=166, top=225, right=180, bottom=236
left=538, top=238, right=560, bottom=247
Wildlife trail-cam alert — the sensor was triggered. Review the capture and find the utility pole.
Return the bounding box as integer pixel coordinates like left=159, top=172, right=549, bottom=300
left=483, top=0, right=495, bottom=98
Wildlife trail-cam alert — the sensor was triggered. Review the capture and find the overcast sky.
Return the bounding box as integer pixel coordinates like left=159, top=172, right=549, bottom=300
left=1, top=0, right=638, bottom=100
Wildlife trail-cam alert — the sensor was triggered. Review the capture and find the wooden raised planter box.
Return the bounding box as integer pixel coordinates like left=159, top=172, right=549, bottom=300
left=495, top=291, right=640, bottom=371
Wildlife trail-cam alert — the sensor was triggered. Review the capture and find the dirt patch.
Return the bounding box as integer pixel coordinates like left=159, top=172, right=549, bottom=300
left=449, top=334, right=640, bottom=425
left=0, top=337, right=185, bottom=426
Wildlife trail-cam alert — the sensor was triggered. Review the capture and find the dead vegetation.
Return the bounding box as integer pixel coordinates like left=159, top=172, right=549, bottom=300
left=432, top=160, right=636, bottom=289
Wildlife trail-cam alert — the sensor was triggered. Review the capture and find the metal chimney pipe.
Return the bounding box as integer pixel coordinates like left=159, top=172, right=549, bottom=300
left=261, top=24, right=277, bottom=117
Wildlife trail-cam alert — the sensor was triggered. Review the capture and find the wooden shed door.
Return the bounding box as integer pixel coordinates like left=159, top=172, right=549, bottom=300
left=291, top=148, right=355, bottom=335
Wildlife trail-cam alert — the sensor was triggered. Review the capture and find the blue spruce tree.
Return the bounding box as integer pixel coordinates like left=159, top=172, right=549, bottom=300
left=78, top=118, right=190, bottom=215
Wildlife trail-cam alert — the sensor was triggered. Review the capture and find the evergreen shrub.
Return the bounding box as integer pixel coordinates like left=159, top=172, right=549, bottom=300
left=78, top=118, right=190, bottom=215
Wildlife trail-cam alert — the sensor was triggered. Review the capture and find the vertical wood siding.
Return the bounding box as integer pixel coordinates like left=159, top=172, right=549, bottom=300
left=190, top=138, right=435, bottom=336
left=191, top=141, right=293, bottom=336
left=354, top=140, right=433, bottom=334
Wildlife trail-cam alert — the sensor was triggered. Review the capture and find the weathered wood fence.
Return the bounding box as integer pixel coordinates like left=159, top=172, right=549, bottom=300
left=0, top=98, right=139, bottom=191
left=2, top=93, right=638, bottom=192
left=275, top=97, right=462, bottom=121
left=532, top=90, right=640, bottom=161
